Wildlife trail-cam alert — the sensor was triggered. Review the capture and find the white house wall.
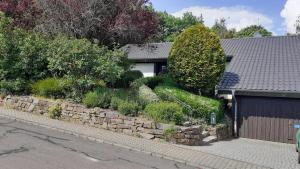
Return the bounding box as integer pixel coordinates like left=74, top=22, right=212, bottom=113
left=132, top=63, right=155, bottom=77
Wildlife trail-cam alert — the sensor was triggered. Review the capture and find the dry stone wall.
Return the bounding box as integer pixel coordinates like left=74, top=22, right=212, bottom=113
left=1, top=95, right=230, bottom=146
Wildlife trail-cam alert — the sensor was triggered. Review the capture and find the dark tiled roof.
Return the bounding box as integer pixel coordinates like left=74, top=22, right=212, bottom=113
left=124, top=35, right=300, bottom=92
left=219, top=36, right=300, bottom=92
left=122, top=43, right=172, bottom=60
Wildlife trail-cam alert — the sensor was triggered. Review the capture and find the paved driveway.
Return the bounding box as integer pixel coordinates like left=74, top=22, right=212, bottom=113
left=179, top=138, right=300, bottom=169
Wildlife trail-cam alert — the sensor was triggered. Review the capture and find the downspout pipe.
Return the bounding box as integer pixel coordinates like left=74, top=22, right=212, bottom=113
left=232, top=90, right=238, bottom=137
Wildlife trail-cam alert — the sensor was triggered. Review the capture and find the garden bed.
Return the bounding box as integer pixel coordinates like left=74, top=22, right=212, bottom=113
left=0, top=95, right=231, bottom=146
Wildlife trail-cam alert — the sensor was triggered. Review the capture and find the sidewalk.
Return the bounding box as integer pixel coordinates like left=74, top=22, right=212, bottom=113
left=0, top=107, right=270, bottom=169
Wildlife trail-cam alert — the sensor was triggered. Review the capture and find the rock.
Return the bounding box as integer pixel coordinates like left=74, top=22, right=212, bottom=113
left=156, top=123, right=172, bottom=130
left=202, top=136, right=217, bottom=144
left=183, top=121, right=192, bottom=127
left=139, top=133, right=155, bottom=140
left=202, top=130, right=210, bottom=138
left=123, top=129, right=133, bottom=135
left=28, top=104, right=35, bottom=112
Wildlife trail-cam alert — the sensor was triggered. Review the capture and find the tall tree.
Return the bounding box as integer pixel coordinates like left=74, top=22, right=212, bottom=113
left=0, top=0, right=42, bottom=29
left=211, top=18, right=235, bottom=39
left=234, top=25, right=272, bottom=38
left=296, top=15, right=300, bottom=35
left=155, top=11, right=204, bottom=42
left=0, top=0, right=159, bottom=46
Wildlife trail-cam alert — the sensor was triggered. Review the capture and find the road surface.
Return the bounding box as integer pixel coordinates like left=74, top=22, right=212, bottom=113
left=0, top=117, right=200, bottom=169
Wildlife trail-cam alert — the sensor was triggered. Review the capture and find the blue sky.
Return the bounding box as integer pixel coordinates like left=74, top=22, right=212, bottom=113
left=150, top=0, right=300, bottom=35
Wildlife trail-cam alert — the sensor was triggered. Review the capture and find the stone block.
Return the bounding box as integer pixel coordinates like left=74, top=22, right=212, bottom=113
left=111, top=118, right=124, bottom=124
left=139, top=133, right=155, bottom=140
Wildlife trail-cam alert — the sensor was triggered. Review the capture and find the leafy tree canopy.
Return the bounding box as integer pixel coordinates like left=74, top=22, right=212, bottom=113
left=234, top=25, right=272, bottom=38
left=296, top=15, right=300, bottom=35
left=211, top=18, right=236, bottom=39
left=155, top=11, right=204, bottom=42
left=0, top=0, right=159, bottom=47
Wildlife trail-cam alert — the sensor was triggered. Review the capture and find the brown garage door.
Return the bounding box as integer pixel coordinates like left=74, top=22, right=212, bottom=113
left=237, top=96, right=300, bottom=144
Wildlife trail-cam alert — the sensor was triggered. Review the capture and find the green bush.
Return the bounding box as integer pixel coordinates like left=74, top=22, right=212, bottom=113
left=63, top=77, right=106, bottom=102
left=0, top=13, right=49, bottom=94
left=118, top=101, right=139, bottom=117
left=48, top=105, right=62, bottom=119
left=83, top=88, right=112, bottom=108
left=32, top=78, right=65, bottom=98
left=144, top=102, right=184, bottom=125
left=0, top=79, right=28, bottom=95
left=163, top=125, right=176, bottom=141
left=168, top=24, right=226, bottom=93
left=138, top=85, right=160, bottom=104
left=110, top=97, right=123, bottom=110
left=47, top=36, right=129, bottom=84
left=115, top=70, right=143, bottom=88
left=131, top=75, right=176, bottom=89
left=154, top=85, right=224, bottom=122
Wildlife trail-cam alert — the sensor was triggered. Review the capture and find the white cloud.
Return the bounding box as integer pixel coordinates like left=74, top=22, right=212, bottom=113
left=280, top=0, right=300, bottom=34
left=172, top=6, right=273, bottom=32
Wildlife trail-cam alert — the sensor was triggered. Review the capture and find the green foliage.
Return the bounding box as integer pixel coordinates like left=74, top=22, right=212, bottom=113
left=156, top=11, right=204, bottom=42
left=32, top=78, right=66, bottom=98
left=115, top=70, right=143, bottom=88
left=234, top=25, right=272, bottom=38
left=168, top=24, right=226, bottom=93
left=48, top=105, right=62, bottom=119
left=154, top=85, right=224, bottom=122
left=0, top=13, right=49, bottom=94
left=0, top=79, right=27, bottom=95
left=138, top=85, right=160, bottom=104
left=163, top=125, right=176, bottom=141
left=145, top=102, right=184, bottom=125
left=118, top=101, right=139, bottom=117
left=211, top=18, right=236, bottom=39
left=46, top=36, right=129, bottom=84
left=131, top=75, right=176, bottom=89
left=110, top=97, right=123, bottom=110
left=83, top=88, right=112, bottom=108
left=63, top=77, right=106, bottom=102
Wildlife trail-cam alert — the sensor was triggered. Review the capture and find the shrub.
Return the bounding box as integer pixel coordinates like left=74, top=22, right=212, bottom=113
left=168, top=24, right=226, bottom=93
left=32, top=78, right=65, bottom=98
left=82, top=88, right=112, bottom=108
left=118, top=101, right=139, bottom=117
left=0, top=79, right=28, bottom=95
left=115, top=70, right=143, bottom=88
left=138, top=85, right=160, bottom=104
left=0, top=14, right=49, bottom=94
left=110, top=97, right=123, bottom=110
left=48, top=105, right=62, bottom=119
left=63, top=77, right=106, bottom=102
left=131, top=75, right=178, bottom=90
left=46, top=36, right=129, bottom=84
left=163, top=126, right=176, bottom=141
left=154, top=85, right=224, bottom=122
left=144, top=102, right=184, bottom=125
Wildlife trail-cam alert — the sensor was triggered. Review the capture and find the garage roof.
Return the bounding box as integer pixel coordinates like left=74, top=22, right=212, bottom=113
left=218, top=35, right=300, bottom=93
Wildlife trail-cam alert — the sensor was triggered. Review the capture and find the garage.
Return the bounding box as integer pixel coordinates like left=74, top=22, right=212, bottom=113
left=217, top=36, right=300, bottom=144
left=237, top=96, right=300, bottom=144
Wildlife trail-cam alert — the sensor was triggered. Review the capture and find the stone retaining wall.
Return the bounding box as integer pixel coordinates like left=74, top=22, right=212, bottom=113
left=1, top=95, right=230, bottom=146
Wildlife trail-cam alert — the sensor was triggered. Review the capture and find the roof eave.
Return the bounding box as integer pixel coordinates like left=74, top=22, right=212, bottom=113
left=217, top=89, right=300, bottom=99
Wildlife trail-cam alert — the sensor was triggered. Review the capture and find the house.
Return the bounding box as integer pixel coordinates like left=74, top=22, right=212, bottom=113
left=124, top=35, right=300, bottom=144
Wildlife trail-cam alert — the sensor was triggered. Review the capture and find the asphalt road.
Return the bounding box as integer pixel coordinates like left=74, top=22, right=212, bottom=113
left=0, top=117, right=200, bottom=169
